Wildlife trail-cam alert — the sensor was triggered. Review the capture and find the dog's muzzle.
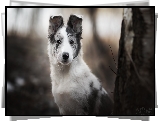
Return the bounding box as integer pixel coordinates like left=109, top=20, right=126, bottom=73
left=61, top=52, right=70, bottom=65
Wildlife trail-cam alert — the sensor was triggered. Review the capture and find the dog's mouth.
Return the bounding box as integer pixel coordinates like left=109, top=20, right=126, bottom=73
left=59, top=59, right=71, bottom=65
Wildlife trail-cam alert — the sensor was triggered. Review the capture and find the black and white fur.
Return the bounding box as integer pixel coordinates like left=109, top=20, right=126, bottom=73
left=48, top=15, right=113, bottom=115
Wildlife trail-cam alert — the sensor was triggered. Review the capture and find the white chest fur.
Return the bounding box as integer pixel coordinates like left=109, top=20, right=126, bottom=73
left=52, top=79, right=89, bottom=114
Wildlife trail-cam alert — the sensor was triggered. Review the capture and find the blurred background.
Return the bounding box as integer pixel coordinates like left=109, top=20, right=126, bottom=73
left=7, top=7, right=123, bottom=115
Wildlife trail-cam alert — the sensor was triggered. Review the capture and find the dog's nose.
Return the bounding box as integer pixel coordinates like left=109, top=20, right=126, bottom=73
left=62, top=52, right=69, bottom=60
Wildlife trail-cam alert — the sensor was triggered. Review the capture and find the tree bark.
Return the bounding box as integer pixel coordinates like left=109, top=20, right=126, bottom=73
left=113, top=8, right=155, bottom=115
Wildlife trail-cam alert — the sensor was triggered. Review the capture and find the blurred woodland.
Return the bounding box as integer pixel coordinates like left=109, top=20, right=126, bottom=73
left=7, top=8, right=122, bottom=115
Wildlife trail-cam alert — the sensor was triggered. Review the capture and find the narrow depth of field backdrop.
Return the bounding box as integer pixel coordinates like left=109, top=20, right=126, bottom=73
left=6, top=7, right=154, bottom=115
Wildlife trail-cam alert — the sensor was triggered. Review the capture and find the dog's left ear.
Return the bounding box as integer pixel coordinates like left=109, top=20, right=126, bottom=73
left=67, top=14, right=82, bottom=34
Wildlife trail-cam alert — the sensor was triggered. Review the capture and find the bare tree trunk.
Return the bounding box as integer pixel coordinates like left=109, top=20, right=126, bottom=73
left=113, top=8, right=155, bottom=115
left=29, top=8, right=41, bottom=36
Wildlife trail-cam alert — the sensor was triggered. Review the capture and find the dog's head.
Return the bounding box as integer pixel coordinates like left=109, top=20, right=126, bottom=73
left=48, top=15, right=83, bottom=65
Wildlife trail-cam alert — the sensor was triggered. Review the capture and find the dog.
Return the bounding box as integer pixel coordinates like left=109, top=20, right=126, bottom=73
left=47, top=14, right=113, bottom=115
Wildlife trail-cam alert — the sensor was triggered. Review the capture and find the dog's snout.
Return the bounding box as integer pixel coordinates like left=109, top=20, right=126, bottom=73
left=62, top=52, right=69, bottom=60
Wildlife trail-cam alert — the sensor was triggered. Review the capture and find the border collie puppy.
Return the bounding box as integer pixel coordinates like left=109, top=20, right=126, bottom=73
left=47, top=14, right=113, bottom=115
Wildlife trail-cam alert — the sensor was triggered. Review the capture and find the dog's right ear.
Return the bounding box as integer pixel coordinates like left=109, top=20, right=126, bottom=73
left=48, top=16, right=64, bottom=37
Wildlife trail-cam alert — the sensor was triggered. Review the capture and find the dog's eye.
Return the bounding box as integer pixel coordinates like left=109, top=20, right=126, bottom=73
left=70, top=40, right=74, bottom=45
left=57, top=40, right=61, bottom=44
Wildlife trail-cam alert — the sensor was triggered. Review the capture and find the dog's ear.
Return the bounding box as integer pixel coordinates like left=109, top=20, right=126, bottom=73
left=67, top=15, right=82, bottom=34
left=48, top=16, right=64, bottom=36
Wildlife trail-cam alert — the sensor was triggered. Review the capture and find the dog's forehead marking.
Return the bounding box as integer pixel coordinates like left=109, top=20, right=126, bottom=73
left=55, top=26, right=79, bottom=41
left=58, top=27, right=67, bottom=37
